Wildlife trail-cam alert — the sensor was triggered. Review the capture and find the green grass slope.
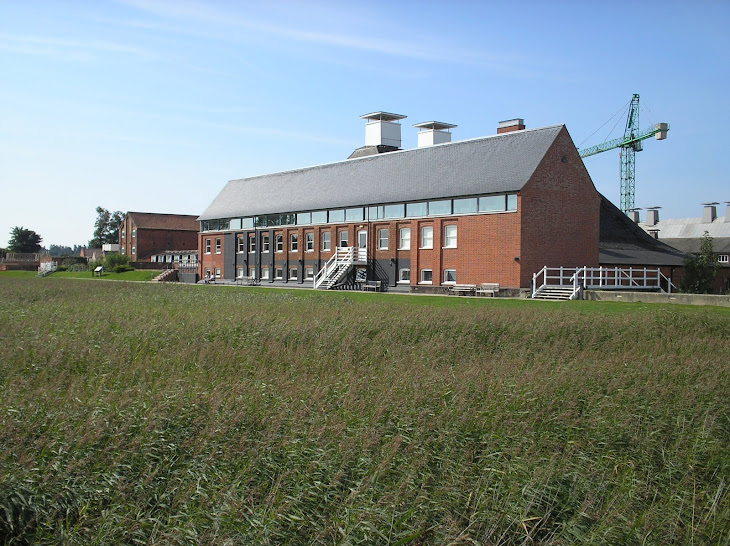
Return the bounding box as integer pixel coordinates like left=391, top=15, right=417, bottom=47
left=0, top=278, right=728, bottom=544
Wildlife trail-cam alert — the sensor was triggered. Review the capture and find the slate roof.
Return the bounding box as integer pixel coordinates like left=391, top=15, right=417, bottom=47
left=128, top=212, right=199, bottom=231
left=599, top=195, right=685, bottom=266
left=199, top=125, right=565, bottom=221
left=638, top=211, right=730, bottom=254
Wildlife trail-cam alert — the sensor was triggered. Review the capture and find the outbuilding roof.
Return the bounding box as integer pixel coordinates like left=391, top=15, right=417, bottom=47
left=198, top=125, right=565, bottom=221
left=599, top=196, right=685, bottom=266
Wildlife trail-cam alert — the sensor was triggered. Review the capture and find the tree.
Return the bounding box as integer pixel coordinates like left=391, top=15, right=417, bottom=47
left=89, top=207, right=124, bottom=247
left=8, top=226, right=42, bottom=253
left=680, top=231, right=720, bottom=294
left=49, top=244, right=74, bottom=256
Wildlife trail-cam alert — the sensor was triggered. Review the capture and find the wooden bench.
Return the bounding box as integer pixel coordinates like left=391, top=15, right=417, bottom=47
left=449, top=284, right=476, bottom=296
left=476, top=283, right=500, bottom=297
left=363, top=280, right=381, bottom=292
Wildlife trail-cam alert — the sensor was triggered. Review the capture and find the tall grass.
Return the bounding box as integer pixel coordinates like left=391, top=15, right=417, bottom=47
left=1, top=277, right=728, bottom=544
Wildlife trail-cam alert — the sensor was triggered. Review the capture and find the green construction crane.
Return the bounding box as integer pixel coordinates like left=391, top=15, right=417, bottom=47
left=579, top=94, right=669, bottom=214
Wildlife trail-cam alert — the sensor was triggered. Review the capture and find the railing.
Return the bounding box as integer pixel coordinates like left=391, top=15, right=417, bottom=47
left=573, top=266, right=674, bottom=293
left=313, top=247, right=355, bottom=289
left=532, top=266, right=675, bottom=299
left=37, top=261, right=58, bottom=277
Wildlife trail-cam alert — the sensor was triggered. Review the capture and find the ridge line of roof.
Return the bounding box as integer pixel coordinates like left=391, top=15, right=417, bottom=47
left=226, top=124, right=566, bottom=185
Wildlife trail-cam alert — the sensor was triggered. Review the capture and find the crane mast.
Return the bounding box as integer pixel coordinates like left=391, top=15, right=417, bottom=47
left=578, top=94, right=669, bottom=215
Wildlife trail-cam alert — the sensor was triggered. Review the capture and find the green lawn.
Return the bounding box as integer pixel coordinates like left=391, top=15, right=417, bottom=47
left=1, top=278, right=728, bottom=544
left=1, top=269, right=160, bottom=281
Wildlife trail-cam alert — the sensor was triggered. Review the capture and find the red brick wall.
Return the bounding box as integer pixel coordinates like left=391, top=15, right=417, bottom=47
left=520, top=127, right=601, bottom=287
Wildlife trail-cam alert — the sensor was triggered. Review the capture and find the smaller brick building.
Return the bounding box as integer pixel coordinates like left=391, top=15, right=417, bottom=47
left=119, top=212, right=199, bottom=263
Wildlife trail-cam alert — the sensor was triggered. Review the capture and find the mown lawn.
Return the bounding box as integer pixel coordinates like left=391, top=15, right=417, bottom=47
left=1, top=269, right=160, bottom=281
left=1, top=277, right=728, bottom=544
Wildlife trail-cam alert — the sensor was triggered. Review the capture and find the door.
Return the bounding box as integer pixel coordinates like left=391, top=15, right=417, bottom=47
left=357, top=230, right=367, bottom=262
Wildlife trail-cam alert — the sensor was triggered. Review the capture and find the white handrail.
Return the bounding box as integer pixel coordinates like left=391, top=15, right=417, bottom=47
left=313, top=247, right=355, bottom=289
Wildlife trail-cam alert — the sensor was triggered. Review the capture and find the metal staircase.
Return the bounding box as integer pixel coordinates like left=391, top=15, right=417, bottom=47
left=313, top=247, right=355, bottom=289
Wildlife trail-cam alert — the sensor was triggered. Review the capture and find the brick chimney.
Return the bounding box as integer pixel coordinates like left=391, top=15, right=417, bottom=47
left=497, top=118, right=525, bottom=134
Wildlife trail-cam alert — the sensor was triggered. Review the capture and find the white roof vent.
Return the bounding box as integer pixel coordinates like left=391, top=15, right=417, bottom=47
left=360, top=111, right=406, bottom=148
left=413, top=121, right=457, bottom=148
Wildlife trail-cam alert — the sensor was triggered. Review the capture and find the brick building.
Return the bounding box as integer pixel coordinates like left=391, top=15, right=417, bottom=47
left=119, top=212, right=199, bottom=263
left=198, top=115, right=601, bottom=292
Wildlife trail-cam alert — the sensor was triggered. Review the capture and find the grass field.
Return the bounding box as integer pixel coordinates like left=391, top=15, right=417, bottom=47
left=1, top=277, right=728, bottom=544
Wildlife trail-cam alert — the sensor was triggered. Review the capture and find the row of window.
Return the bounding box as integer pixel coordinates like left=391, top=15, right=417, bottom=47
left=212, top=265, right=459, bottom=285
left=205, top=226, right=456, bottom=255
left=201, top=193, right=517, bottom=231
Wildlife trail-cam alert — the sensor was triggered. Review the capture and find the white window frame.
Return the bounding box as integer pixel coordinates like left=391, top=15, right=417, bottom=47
left=444, top=225, right=457, bottom=248
left=288, top=267, right=298, bottom=280
left=718, top=254, right=729, bottom=263
left=322, top=231, right=331, bottom=251
left=290, top=233, right=298, bottom=252
left=377, top=228, right=388, bottom=250
left=215, top=238, right=221, bottom=254
left=276, top=234, right=283, bottom=252
left=443, top=269, right=457, bottom=284
left=304, top=266, right=314, bottom=280
left=248, top=235, right=256, bottom=253
left=205, top=239, right=211, bottom=254
left=274, top=266, right=283, bottom=280
left=421, top=226, right=433, bottom=249
left=339, top=230, right=349, bottom=248
left=398, top=268, right=411, bottom=283
left=214, top=267, right=221, bottom=277
left=237, top=236, right=245, bottom=253
left=305, top=232, right=314, bottom=252
left=262, top=234, right=270, bottom=253
left=420, top=269, right=433, bottom=284
left=261, top=266, right=270, bottom=280
left=399, top=227, right=411, bottom=250
left=248, top=266, right=255, bottom=278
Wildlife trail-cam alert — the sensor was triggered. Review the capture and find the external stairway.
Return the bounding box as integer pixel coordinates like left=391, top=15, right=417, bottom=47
left=314, top=247, right=358, bottom=289
left=531, top=286, right=577, bottom=301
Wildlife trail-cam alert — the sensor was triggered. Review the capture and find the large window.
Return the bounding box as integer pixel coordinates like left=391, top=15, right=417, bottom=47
left=248, top=235, right=256, bottom=253
left=377, top=228, right=388, bottom=250
left=406, top=202, right=427, bottom=217
left=322, top=231, right=331, bottom=251
left=262, top=234, right=270, bottom=253
left=328, top=209, right=345, bottom=223
left=237, top=236, right=245, bottom=253
left=305, top=232, right=314, bottom=251
left=311, top=211, right=327, bottom=224
left=346, top=207, right=364, bottom=222
left=453, top=197, right=478, bottom=214
left=275, top=234, right=283, bottom=252
left=399, top=227, right=411, bottom=250
left=383, top=204, right=405, bottom=219
left=444, top=225, right=457, bottom=248
left=420, top=269, right=433, bottom=284
left=296, top=212, right=311, bottom=225
left=444, top=269, right=457, bottom=284
left=428, top=200, right=451, bottom=216
left=421, top=226, right=433, bottom=249
left=290, top=234, right=298, bottom=251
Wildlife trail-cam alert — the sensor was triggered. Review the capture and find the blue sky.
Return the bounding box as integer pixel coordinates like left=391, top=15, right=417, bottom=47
left=1, top=0, right=728, bottom=248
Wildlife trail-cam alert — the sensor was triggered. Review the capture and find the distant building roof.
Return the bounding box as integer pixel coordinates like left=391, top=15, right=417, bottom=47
left=127, top=212, right=199, bottom=231
left=199, top=125, right=565, bottom=221
left=599, top=196, right=685, bottom=266
left=638, top=205, right=730, bottom=254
